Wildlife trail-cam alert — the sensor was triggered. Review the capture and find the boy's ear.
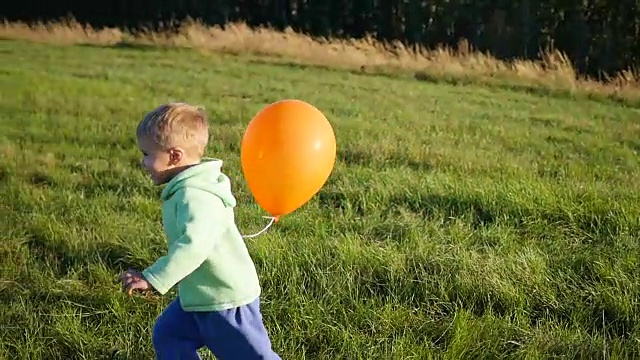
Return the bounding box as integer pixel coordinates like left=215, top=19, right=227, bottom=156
left=168, top=147, right=184, bottom=164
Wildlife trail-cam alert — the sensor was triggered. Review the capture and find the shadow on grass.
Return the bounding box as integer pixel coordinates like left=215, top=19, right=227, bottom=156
left=388, top=192, right=499, bottom=227
left=76, top=41, right=159, bottom=52
left=339, top=147, right=434, bottom=172
left=318, top=190, right=498, bottom=229
left=319, top=186, right=632, bottom=245
left=243, top=57, right=419, bottom=85
left=29, top=171, right=55, bottom=187
left=0, top=166, right=9, bottom=183
left=66, top=166, right=159, bottom=199
left=24, top=231, right=148, bottom=276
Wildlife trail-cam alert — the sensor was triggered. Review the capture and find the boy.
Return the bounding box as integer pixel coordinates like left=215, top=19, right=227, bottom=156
left=119, top=102, right=281, bottom=360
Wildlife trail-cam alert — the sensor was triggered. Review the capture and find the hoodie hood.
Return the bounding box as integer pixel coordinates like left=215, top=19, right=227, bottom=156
left=160, top=158, right=237, bottom=208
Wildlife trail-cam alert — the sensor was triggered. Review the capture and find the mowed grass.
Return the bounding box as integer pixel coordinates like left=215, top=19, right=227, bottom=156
left=1, top=37, right=640, bottom=359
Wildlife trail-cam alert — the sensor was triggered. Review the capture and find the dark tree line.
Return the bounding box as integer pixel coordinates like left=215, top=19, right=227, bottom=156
left=3, top=0, right=639, bottom=78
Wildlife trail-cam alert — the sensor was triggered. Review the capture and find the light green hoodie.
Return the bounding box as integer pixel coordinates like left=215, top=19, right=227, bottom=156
left=142, top=158, right=261, bottom=312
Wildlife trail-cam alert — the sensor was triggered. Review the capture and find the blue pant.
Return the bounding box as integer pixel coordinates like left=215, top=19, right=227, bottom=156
left=152, top=297, right=281, bottom=360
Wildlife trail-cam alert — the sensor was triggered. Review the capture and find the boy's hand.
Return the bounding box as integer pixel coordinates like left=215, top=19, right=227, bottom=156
left=119, top=268, right=151, bottom=296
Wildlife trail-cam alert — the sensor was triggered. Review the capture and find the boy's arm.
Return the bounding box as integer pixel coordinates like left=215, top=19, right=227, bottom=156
left=142, top=188, right=227, bottom=295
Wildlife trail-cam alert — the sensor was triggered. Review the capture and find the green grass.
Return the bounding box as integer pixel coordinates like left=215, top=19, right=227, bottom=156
left=2, top=38, right=640, bottom=359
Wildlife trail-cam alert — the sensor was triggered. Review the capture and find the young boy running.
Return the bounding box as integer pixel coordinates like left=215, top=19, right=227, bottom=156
left=119, top=102, right=280, bottom=360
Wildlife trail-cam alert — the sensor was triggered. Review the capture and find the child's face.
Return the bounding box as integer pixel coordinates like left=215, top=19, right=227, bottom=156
left=136, top=137, right=180, bottom=185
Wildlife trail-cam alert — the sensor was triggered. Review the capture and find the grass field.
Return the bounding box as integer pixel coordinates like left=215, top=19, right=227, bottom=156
left=1, top=27, right=640, bottom=359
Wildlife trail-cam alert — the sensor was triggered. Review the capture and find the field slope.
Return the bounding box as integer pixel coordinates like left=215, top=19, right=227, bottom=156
left=1, top=38, right=640, bottom=359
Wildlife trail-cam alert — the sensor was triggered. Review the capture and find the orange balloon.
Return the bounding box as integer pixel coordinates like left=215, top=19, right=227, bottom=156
left=240, top=99, right=337, bottom=219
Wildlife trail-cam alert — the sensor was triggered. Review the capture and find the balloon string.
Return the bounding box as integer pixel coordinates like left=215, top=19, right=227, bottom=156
left=242, top=216, right=278, bottom=239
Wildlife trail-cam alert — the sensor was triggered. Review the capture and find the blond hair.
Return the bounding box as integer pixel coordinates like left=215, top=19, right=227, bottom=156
left=137, top=102, right=209, bottom=157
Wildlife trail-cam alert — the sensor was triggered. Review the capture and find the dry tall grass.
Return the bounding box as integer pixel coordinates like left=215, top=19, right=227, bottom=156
left=2, top=17, right=639, bottom=103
